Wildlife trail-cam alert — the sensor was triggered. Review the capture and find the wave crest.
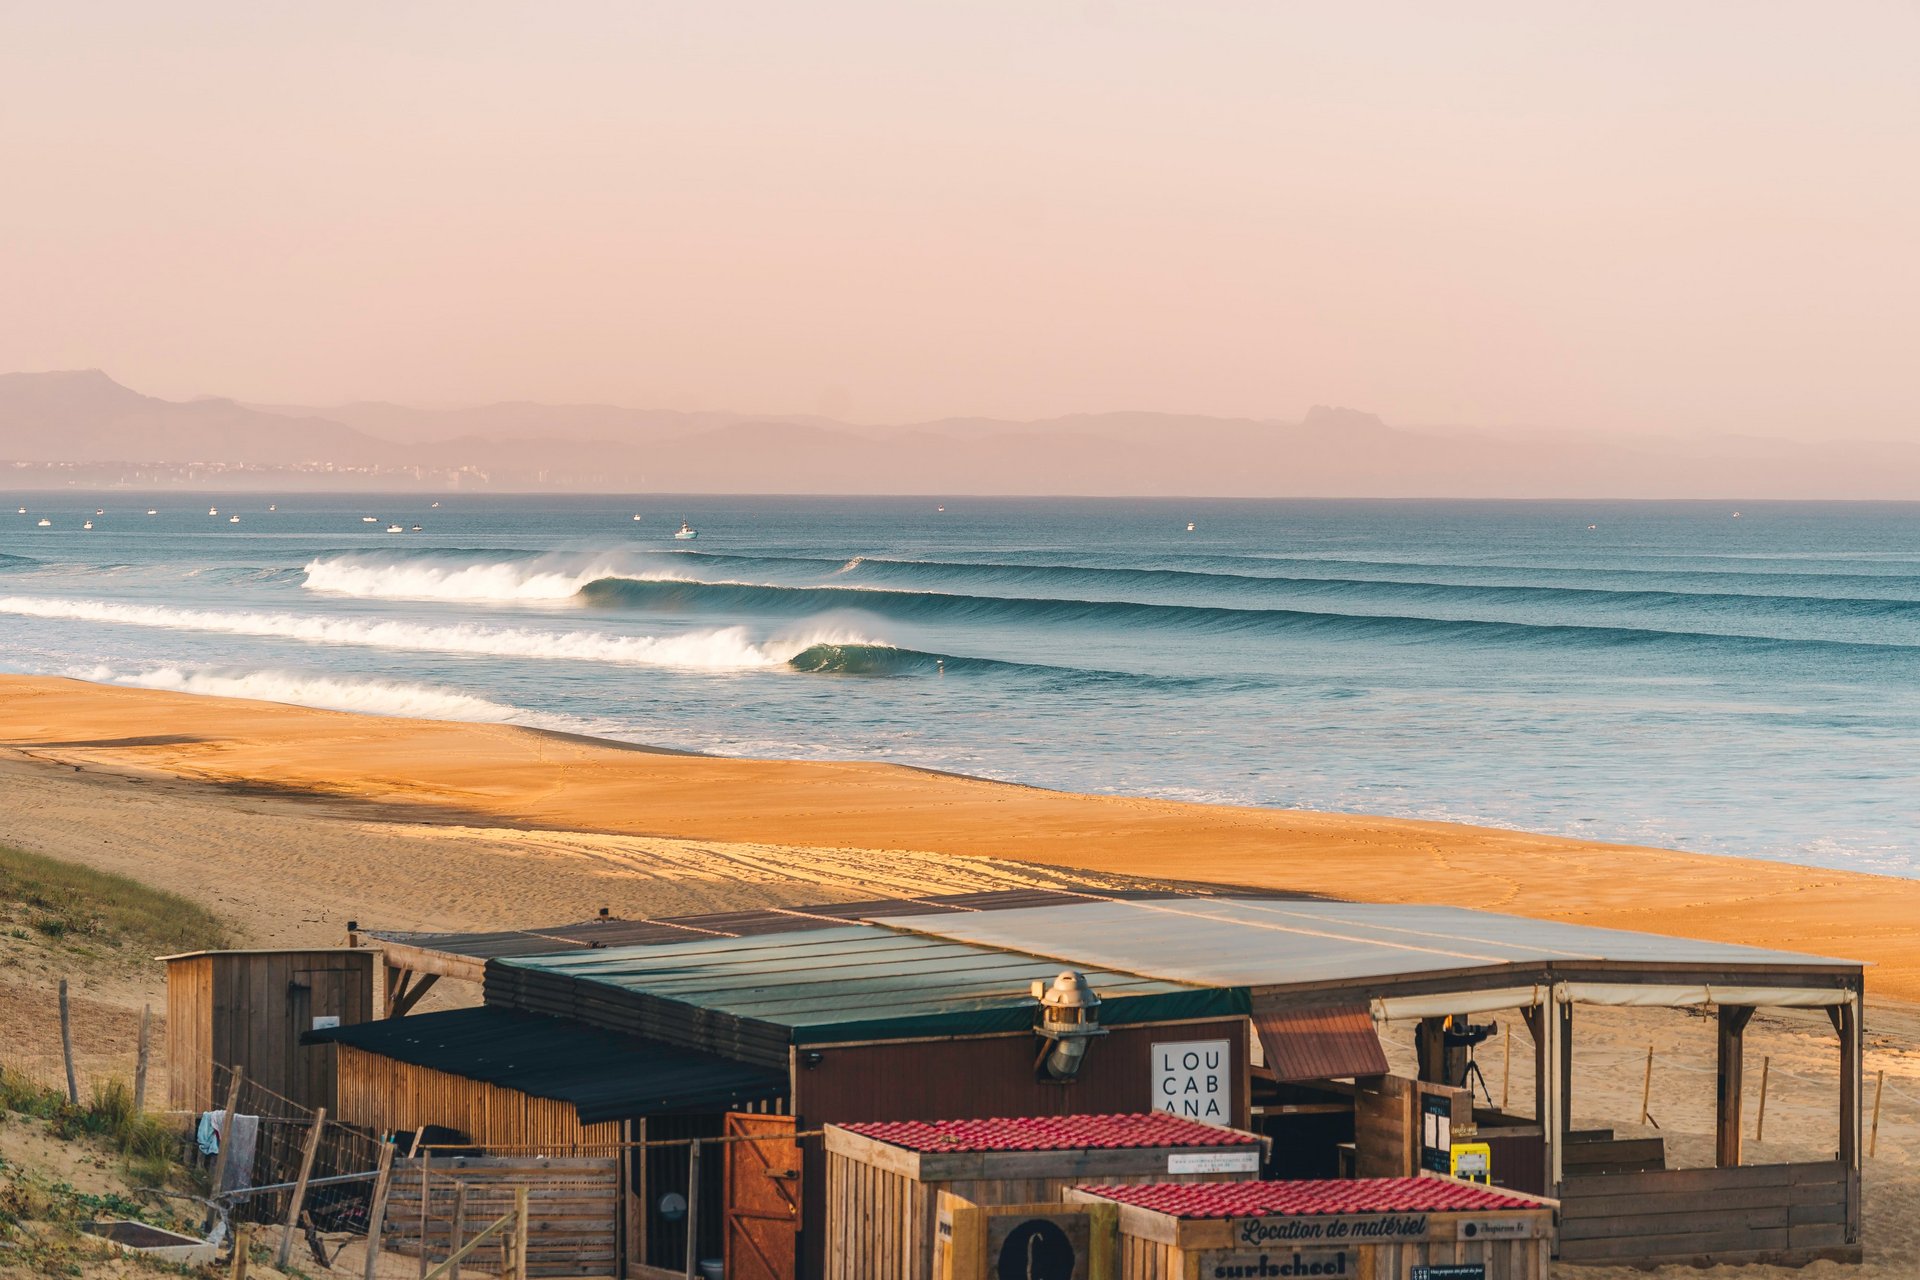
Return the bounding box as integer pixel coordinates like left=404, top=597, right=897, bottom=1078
left=302, top=551, right=692, bottom=601
left=0, top=596, right=881, bottom=671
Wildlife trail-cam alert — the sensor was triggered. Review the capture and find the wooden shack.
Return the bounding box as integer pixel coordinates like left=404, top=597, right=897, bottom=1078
left=824, top=1114, right=1262, bottom=1280
left=163, top=948, right=375, bottom=1114
left=1069, top=1177, right=1556, bottom=1280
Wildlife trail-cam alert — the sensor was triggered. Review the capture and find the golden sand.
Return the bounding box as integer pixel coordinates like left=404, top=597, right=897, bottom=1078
left=2, top=673, right=1915, bottom=999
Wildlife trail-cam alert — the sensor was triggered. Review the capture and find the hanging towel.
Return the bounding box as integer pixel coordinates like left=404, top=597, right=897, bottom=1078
left=196, top=1111, right=221, bottom=1156
left=219, top=1114, right=261, bottom=1193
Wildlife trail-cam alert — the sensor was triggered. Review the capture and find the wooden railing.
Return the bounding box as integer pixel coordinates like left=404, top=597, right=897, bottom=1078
left=1557, top=1160, right=1860, bottom=1268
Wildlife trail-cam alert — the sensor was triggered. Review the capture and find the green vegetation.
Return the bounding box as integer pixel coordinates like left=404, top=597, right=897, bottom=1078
left=0, top=1072, right=179, bottom=1186
left=0, top=845, right=230, bottom=957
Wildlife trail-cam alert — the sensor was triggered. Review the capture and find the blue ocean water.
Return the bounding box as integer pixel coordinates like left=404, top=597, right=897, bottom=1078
left=2, top=494, right=1917, bottom=875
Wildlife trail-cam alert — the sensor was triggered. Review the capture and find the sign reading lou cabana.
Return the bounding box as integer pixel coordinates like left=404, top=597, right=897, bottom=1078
left=1153, top=1039, right=1232, bottom=1124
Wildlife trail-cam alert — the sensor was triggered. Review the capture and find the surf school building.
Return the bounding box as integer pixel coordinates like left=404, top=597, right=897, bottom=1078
left=286, top=889, right=1865, bottom=1276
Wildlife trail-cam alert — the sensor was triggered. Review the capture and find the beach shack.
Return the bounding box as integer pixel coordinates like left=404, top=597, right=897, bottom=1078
left=1066, top=1178, right=1555, bottom=1280
left=333, top=889, right=1867, bottom=1276
left=162, top=947, right=375, bottom=1113
left=822, top=1114, right=1262, bottom=1280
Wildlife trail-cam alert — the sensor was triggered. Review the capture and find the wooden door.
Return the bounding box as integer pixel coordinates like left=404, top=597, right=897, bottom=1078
left=724, top=1113, right=800, bottom=1280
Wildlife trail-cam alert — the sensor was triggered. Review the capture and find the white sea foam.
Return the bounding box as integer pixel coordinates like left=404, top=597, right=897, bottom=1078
left=73, top=665, right=551, bottom=724
left=0, top=596, right=881, bottom=670
left=301, top=553, right=692, bottom=601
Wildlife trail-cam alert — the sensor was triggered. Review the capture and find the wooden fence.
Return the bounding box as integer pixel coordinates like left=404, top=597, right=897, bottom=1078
left=1558, top=1159, right=1860, bottom=1267
left=385, top=1156, right=620, bottom=1278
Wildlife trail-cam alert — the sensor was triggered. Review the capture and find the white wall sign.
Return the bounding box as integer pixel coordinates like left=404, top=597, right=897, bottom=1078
left=1153, top=1038, right=1231, bottom=1125
left=311, top=1015, right=340, bottom=1031
left=1167, top=1149, right=1261, bottom=1174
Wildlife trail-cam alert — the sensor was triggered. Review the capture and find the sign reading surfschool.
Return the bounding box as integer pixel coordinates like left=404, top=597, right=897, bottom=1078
left=1153, top=1039, right=1231, bottom=1124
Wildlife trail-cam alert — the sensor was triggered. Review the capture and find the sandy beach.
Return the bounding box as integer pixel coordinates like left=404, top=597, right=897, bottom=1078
left=5, top=672, right=1920, bottom=1278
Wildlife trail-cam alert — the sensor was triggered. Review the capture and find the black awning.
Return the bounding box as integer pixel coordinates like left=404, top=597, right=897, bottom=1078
left=305, top=1006, right=787, bottom=1123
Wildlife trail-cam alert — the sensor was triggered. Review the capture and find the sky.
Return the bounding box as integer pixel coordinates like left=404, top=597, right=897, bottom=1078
left=2, top=2, right=1917, bottom=437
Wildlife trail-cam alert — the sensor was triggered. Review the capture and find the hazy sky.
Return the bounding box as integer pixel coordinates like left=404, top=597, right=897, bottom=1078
left=3, top=3, right=1917, bottom=436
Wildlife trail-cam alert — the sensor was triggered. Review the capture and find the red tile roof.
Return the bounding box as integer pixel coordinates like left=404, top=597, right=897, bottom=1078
left=840, top=1113, right=1259, bottom=1153
left=1079, top=1178, right=1539, bottom=1218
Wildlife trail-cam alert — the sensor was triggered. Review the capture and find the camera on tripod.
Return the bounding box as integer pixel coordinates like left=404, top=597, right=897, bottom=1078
left=1443, top=1019, right=1498, bottom=1050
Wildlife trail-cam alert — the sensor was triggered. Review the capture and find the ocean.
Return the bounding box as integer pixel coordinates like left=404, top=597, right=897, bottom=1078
left=2, top=494, right=1917, bottom=875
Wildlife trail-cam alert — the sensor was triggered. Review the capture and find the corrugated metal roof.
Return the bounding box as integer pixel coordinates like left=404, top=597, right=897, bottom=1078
left=1080, top=1178, right=1542, bottom=1218
left=869, top=898, right=1861, bottom=990
left=495, top=923, right=1243, bottom=1044
left=1252, top=1001, right=1389, bottom=1082
left=363, top=889, right=1162, bottom=961
left=304, top=1006, right=787, bottom=1123
left=840, top=1114, right=1259, bottom=1153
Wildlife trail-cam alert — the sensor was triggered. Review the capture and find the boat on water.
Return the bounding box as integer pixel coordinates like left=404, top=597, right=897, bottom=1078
left=228, top=515, right=240, bottom=524
left=1186, top=521, right=1195, bottom=532
left=361, top=516, right=378, bottom=523
left=208, top=506, right=218, bottom=516
left=410, top=524, right=422, bottom=532
left=15, top=506, right=24, bottom=514
left=632, top=513, right=643, bottom=521
left=386, top=524, right=404, bottom=533
left=673, top=521, right=698, bottom=540
left=36, top=518, right=50, bottom=527
left=83, top=520, right=93, bottom=530
left=146, top=509, right=157, bottom=516
left=95, top=509, right=104, bottom=516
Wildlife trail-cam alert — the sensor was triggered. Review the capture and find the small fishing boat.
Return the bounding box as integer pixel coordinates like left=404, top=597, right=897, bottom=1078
left=83, top=520, right=93, bottom=530
left=632, top=514, right=643, bottom=521
left=386, top=524, right=404, bottom=533
left=268, top=504, right=276, bottom=512
left=95, top=509, right=104, bottom=516
left=1186, top=521, right=1195, bottom=532
left=228, top=515, right=241, bottom=524
left=410, top=525, right=422, bottom=532
left=36, top=518, right=50, bottom=527
left=15, top=506, right=24, bottom=514
left=208, top=506, right=218, bottom=516
left=431, top=501, right=440, bottom=508
left=672, top=521, right=698, bottom=540
left=146, top=509, right=157, bottom=516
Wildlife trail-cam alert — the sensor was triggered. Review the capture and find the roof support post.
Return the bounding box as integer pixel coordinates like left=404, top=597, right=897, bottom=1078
left=1529, top=997, right=1564, bottom=1192
left=1831, top=990, right=1864, bottom=1244
left=1716, top=1005, right=1755, bottom=1167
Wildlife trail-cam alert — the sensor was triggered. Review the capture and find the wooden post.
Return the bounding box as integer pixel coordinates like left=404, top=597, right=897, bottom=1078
left=277, top=1107, right=327, bottom=1268
left=449, top=1183, right=468, bottom=1280
left=418, top=1152, right=433, bottom=1280
left=1871, top=1069, right=1885, bottom=1158
left=1501, top=1028, right=1511, bottom=1111
left=1639, top=1044, right=1654, bottom=1126
left=58, top=979, right=78, bottom=1104
left=512, top=1186, right=529, bottom=1280
left=1755, top=1055, right=1772, bottom=1143
left=1715, top=1006, right=1754, bottom=1167
left=208, top=1067, right=246, bottom=1200
left=1557, top=1000, right=1574, bottom=1144
left=363, top=1141, right=397, bottom=1280
left=230, top=1224, right=253, bottom=1280
left=683, top=1138, right=702, bottom=1280
left=132, top=1005, right=152, bottom=1114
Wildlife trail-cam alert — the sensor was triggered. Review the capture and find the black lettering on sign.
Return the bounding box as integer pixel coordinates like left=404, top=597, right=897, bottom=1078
left=1206, top=1251, right=1349, bottom=1277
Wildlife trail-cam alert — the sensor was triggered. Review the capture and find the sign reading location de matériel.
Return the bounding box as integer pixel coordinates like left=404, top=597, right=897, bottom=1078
left=1153, top=1039, right=1231, bottom=1124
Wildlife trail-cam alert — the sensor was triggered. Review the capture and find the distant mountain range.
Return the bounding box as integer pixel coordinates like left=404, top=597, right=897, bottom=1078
left=2, top=368, right=1917, bottom=497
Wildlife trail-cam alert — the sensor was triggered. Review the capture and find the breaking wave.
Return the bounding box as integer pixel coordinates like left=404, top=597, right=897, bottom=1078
left=301, top=550, right=690, bottom=601
left=0, top=596, right=881, bottom=671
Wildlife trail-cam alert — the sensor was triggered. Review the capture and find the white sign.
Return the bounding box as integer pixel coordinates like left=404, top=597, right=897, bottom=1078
left=311, top=1015, right=340, bottom=1031
left=1167, top=1149, right=1261, bottom=1174
left=1153, top=1038, right=1231, bottom=1125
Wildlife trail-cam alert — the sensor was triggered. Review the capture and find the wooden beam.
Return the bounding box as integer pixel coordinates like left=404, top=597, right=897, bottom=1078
left=1717, top=1006, right=1755, bottom=1167
left=389, top=973, right=440, bottom=1019
left=1559, top=1000, right=1575, bottom=1146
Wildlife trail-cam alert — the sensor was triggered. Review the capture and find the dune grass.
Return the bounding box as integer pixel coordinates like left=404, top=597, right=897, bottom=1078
left=0, top=844, right=231, bottom=955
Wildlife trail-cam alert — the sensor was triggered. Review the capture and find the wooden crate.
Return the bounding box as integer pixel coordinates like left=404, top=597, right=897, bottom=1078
left=1068, top=1178, right=1557, bottom=1280
left=823, top=1116, right=1263, bottom=1280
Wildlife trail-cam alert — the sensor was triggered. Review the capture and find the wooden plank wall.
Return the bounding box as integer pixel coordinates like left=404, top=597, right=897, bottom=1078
left=1352, top=1075, right=1414, bottom=1177
left=824, top=1153, right=1245, bottom=1280
left=386, top=1156, right=620, bottom=1279
left=334, top=1047, right=624, bottom=1152
left=166, top=956, right=214, bottom=1112
left=1558, top=1160, right=1862, bottom=1267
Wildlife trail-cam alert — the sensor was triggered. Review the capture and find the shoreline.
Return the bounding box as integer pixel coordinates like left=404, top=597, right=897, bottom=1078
left=4, top=671, right=1919, bottom=1000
